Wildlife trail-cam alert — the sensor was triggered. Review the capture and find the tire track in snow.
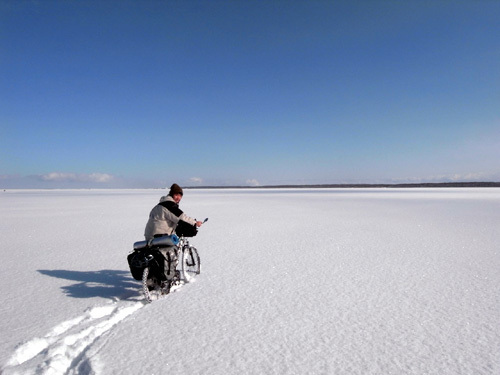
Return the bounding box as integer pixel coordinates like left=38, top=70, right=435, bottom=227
left=3, top=300, right=144, bottom=374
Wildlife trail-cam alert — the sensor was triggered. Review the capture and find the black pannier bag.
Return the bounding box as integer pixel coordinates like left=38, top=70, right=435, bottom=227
left=175, top=220, right=198, bottom=237
left=127, top=250, right=149, bottom=280
left=127, top=249, right=165, bottom=281
left=128, top=235, right=179, bottom=281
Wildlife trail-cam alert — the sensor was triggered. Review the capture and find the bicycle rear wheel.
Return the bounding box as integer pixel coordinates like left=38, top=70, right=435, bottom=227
left=181, top=246, right=200, bottom=282
left=142, top=266, right=169, bottom=303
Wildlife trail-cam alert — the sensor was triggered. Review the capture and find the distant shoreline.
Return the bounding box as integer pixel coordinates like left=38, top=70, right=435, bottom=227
left=187, top=182, right=500, bottom=189
left=3, top=182, right=500, bottom=191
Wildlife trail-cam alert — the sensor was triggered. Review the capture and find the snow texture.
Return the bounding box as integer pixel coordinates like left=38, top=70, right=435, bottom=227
left=1, top=188, right=499, bottom=374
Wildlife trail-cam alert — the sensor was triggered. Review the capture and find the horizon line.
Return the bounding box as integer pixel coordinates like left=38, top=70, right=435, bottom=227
left=3, top=181, right=500, bottom=190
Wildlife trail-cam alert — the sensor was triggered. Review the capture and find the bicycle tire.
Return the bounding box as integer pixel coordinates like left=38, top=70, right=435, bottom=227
left=181, top=246, right=201, bottom=282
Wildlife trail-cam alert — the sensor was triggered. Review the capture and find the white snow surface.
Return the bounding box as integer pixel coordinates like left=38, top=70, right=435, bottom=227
left=1, top=188, right=499, bottom=375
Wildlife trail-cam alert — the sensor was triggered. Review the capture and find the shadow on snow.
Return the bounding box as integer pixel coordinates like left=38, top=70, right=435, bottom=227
left=37, top=269, right=140, bottom=300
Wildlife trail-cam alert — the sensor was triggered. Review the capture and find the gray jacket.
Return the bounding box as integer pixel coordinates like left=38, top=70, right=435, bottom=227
left=144, top=195, right=197, bottom=240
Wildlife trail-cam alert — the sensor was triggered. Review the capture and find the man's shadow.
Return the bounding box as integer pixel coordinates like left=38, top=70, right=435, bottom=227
left=38, top=269, right=140, bottom=300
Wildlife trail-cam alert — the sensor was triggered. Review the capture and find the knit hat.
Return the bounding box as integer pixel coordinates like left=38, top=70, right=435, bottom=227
left=169, top=183, right=183, bottom=196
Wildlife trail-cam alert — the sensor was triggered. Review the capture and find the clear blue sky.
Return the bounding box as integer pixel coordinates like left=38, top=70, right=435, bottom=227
left=1, top=0, right=499, bottom=188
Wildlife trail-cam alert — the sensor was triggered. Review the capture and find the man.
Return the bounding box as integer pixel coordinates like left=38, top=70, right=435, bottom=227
left=144, top=183, right=203, bottom=241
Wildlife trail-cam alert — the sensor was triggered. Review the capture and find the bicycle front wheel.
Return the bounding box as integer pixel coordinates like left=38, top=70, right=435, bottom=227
left=181, top=246, right=200, bottom=282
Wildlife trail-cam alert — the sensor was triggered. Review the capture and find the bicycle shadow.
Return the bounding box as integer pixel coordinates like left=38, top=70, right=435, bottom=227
left=37, top=269, right=140, bottom=300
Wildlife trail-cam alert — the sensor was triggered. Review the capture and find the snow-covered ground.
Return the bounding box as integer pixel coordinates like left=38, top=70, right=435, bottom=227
left=1, top=188, right=499, bottom=375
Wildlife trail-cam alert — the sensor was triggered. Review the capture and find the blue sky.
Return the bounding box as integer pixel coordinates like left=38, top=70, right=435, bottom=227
left=1, top=0, right=499, bottom=188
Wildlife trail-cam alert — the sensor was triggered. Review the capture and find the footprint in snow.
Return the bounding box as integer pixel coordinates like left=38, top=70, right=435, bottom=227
left=3, top=301, right=144, bottom=375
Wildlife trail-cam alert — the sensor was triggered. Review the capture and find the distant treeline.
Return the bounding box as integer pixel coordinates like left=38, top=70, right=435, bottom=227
left=187, top=182, right=500, bottom=189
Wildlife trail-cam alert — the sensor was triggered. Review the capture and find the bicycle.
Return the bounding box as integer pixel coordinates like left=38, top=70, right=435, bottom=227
left=128, top=221, right=205, bottom=303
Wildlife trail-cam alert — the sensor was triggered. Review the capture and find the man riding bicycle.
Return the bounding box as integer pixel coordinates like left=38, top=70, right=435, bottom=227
left=143, top=184, right=203, bottom=287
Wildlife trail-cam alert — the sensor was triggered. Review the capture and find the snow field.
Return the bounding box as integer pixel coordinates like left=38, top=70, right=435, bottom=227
left=1, top=188, right=499, bottom=374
